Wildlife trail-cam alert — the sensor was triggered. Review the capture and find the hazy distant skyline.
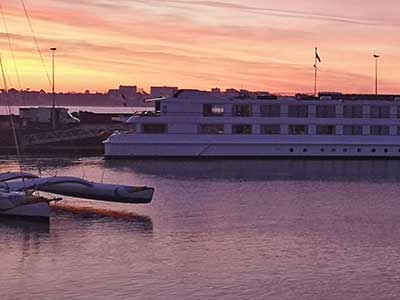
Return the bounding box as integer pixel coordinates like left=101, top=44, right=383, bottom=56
left=1, top=0, right=400, bottom=94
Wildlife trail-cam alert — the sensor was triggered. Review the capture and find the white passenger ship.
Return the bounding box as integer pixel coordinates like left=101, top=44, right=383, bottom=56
left=104, top=89, right=400, bottom=158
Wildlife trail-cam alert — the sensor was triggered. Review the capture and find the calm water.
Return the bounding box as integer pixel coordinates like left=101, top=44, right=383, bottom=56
left=2, top=157, right=400, bottom=300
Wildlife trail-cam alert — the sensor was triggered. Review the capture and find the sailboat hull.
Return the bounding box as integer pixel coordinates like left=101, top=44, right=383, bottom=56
left=0, top=202, right=50, bottom=219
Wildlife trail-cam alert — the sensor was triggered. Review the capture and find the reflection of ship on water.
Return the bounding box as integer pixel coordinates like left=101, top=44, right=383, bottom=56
left=105, top=159, right=400, bottom=182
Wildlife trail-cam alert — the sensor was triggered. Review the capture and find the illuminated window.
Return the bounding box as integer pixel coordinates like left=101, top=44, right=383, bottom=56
left=203, top=104, right=224, bottom=116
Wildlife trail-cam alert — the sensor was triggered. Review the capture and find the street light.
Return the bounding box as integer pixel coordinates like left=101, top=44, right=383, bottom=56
left=50, top=47, right=56, bottom=129
left=373, top=54, right=379, bottom=95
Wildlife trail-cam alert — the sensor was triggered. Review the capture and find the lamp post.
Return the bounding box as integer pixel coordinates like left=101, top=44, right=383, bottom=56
left=50, top=47, right=56, bottom=129
left=373, top=54, right=379, bottom=95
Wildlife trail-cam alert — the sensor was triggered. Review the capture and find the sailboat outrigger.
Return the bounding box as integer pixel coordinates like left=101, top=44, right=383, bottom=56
left=0, top=172, right=154, bottom=219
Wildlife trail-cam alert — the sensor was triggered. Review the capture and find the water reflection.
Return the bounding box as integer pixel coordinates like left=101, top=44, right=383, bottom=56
left=0, top=155, right=105, bottom=176
left=2, top=156, right=400, bottom=299
left=105, top=159, right=400, bottom=182
left=0, top=218, right=50, bottom=261
left=52, top=205, right=153, bottom=233
left=0, top=217, right=50, bottom=234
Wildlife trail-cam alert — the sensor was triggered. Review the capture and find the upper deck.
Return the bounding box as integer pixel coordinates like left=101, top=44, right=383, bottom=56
left=126, top=90, right=400, bottom=137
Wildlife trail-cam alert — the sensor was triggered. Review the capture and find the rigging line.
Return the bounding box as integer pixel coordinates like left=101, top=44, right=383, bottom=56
left=0, top=3, right=22, bottom=91
left=0, top=54, right=25, bottom=187
left=20, top=0, right=52, bottom=89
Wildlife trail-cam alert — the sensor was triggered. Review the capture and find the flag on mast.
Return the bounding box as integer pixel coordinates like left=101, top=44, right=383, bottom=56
left=315, top=48, right=321, bottom=63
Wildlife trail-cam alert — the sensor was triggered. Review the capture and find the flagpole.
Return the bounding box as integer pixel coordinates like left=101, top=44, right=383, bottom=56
left=314, top=47, right=318, bottom=97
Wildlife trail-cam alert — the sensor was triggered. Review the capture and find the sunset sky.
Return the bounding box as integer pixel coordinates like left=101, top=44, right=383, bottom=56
left=1, top=0, right=399, bottom=94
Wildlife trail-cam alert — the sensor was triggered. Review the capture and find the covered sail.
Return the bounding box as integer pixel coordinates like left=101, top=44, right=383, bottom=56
left=1, top=174, right=154, bottom=204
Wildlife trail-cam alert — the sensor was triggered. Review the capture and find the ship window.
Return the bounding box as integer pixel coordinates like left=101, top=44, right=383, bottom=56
left=232, top=124, right=252, bottom=134
left=320, top=148, right=325, bottom=152
left=343, top=125, right=363, bottom=135
left=203, top=104, right=224, bottom=117
left=343, top=105, right=363, bottom=118
left=261, top=124, right=280, bottom=135
left=288, top=125, right=308, bottom=135
left=357, top=148, right=362, bottom=153
left=232, top=104, right=252, bottom=117
left=332, top=148, right=336, bottom=152
left=289, top=148, right=294, bottom=152
left=316, top=105, right=336, bottom=118
left=142, top=124, right=168, bottom=134
left=199, top=124, right=224, bottom=134
left=384, top=149, right=389, bottom=153
left=370, top=106, right=390, bottom=119
left=316, top=125, right=336, bottom=135
left=260, top=104, right=280, bottom=117
left=397, top=106, right=400, bottom=118
left=372, top=149, right=376, bottom=153
left=288, top=105, right=308, bottom=118
left=370, top=125, right=389, bottom=136
left=303, top=148, right=308, bottom=152
left=397, top=126, right=400, bottom=135
left=343, top=148, right=348, bottom=152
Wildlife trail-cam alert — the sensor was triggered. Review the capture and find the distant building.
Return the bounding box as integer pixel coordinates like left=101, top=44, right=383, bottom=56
left=225, top=88, right=239, bottom=97
left=211, top=88, right=221, bottom=94
left=150, top=86, right=178, bottom=98
left=107, top=89, right=120, bottom=99
left=119, top=85, right=137, bottom=98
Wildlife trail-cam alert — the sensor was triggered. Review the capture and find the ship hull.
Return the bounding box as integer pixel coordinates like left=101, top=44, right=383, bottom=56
left=104, top=134, right=400, bottom=158
left=0, top=203, right=50, bottom=219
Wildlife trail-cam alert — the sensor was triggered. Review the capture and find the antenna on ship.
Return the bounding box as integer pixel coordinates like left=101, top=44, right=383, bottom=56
left=314, top=47, right=321, bottom=97
left=373, top=54, right=380, bottom=95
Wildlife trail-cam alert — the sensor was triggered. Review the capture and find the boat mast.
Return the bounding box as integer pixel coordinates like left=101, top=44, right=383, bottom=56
left=0, top=54, right=24, bottom=180
left=51, top=47, right=56, bottom=129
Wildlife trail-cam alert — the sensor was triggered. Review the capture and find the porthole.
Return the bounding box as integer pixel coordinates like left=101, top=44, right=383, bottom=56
left=343, top=148, right=348, bottom=153
left=290, top=148, right=294, bottom=152
left=303, top=148, right=308, bottom=153
left=384, top=149, right=389, bottom=153
left=320, top=148, right=325, bottom=152
left=372, top=149, right=376, bottom=153
left=332, top=148, right=336, bottom=152
left=357, top=148, right=362, bottom=153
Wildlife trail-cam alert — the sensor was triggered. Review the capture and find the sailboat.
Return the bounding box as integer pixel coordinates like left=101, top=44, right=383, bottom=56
left=0, top=172, right=154, bottom=219
left=0, top=4, right=154, bottom=219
